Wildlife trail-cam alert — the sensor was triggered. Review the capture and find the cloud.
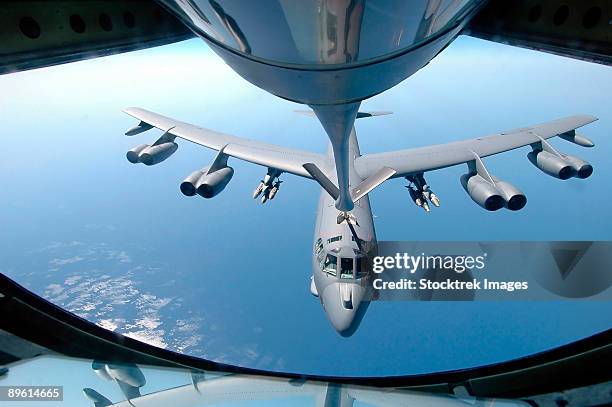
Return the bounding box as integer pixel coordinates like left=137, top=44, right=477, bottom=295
left=25, top=241, right=214, bottom=357
left=124, top=330, right=167, bottom=349
left=64, top=275, right=82, bottom=285
left=32, top=241, right=82, bottom=253
left=45, top=284, right=64, bottom=296
left=49, top=256, right=85, bottom=270
left=107, top=250, right=131, bottom=263
left=97, top=318, right=122, bottom=331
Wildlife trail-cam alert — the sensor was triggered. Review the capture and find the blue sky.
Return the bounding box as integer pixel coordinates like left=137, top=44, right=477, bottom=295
left=0, top=35, right=611, bottom=377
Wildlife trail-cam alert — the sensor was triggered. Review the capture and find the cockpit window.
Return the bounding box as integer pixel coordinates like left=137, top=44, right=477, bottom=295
left=355, top=257, right=369, bottom=278
left=315, top=238, right=325, bottom=267
left=327, top=235, right=342, bottom=244
left=323, top=254, right=337, bottom=276
left=340, top=257, right=354, bottom=279
left=314, top=238, right=323, bottom=256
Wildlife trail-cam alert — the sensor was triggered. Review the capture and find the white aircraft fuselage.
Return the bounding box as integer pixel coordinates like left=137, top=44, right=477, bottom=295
left=311, top=128, right=376, bottom=336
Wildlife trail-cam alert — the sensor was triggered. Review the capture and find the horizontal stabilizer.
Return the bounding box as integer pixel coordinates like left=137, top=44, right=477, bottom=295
left=295, top=110, right=392, bottom=119
left=356, top=111, right=393, bottom=118
left=352, top=167, right=396, bottom=201
left=303, top=163, right=339, bottom=200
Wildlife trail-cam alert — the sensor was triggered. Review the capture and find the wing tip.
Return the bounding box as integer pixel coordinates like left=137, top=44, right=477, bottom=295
left=575, top=114, right=599, bottom=123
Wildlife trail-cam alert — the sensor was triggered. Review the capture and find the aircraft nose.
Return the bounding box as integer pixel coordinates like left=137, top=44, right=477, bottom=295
left=322, top=282, right=369, bottom=337
left=328, top=307, right=355, bottom=336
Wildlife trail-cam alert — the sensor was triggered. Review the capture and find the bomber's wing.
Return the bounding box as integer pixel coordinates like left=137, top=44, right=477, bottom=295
left=355, top=115, right=597, bottom=211
left=123, top=107, right=329, bottom=178
left=355, top=115, right=597, bottom=180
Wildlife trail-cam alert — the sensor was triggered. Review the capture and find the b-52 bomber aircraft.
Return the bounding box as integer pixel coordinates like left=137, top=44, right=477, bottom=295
left=123, top=106, right=596, bottom=336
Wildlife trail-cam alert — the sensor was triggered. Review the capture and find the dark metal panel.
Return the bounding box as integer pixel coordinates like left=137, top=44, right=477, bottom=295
left=0, top=330, right=48, bottom=362
left=0, top=0, right=195, bottom=74
left=464, top=0, right=612, bottom=66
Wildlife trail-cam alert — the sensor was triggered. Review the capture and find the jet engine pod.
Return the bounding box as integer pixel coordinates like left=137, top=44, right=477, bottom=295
left=180, top=167, right=209, bottom=197
left=527, top=150, right=576, bottom=180
left=138, top=142, right=178, bottom=166
left=126, top=144, right=149, bottom=164
left=91, top=360, right=112, bottom=381
left=564, top=155, right=593, bottom=179
left=196, top=166, right=234, bottom=198
left=106, top=363, right=146, bottom=388
left=559, top=132, right=594, bottom=147
left=460, top=174, right=505, bottom=211
left=492, top=177, right=527, bottom=211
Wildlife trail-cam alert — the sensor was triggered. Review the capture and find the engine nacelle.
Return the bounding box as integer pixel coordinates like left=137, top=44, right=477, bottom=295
left=461, top=174, right=505, bottom=211
left=196, top=167, right=234, bottom=198
left=126, top=144, right=149, bottom=164
left=137, top=142, right=178, bottom=166
left=564, top=155, right=593, bottom=179
left=91, top=360, right=112, bottom=381
left=559, top=131, right=594, bottom=148
left=491, top=177, right=527, bottom=211
left=527, top=150, right=576, bottom=180
left=106, top=363, right=146, bottom=388
left=180, top=168, right=209, bottom=197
